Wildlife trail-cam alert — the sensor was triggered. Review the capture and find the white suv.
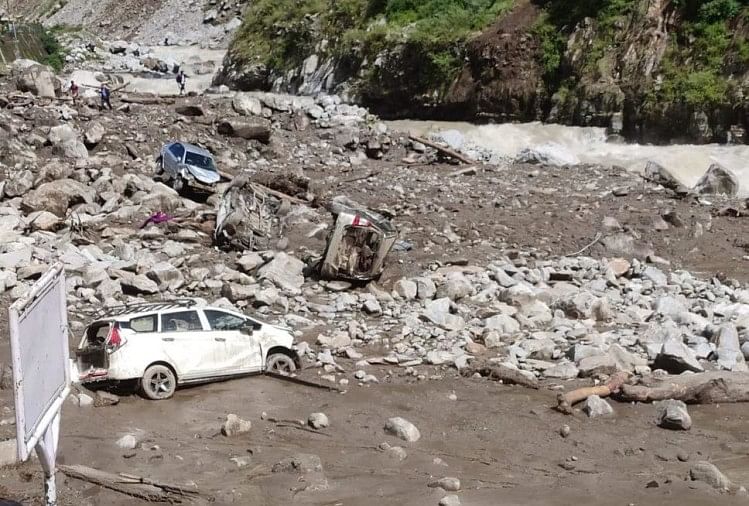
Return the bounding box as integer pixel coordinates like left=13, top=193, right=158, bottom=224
left=76, top=300, right=300, bottom=400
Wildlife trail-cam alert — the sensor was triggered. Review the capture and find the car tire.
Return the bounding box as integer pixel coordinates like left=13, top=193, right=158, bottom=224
left=140, top=364, right=176, bottom=400
left=266, top=353, right=297, bottom=375
left=154, top=156, right=164, bottom=176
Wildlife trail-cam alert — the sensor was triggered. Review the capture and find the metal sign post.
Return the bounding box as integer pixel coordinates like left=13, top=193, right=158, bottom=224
left=9, top=263, right=70, bottom=506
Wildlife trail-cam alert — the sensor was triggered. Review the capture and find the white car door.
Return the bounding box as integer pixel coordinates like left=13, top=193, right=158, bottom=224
left=203, top=309, right=263, bottom=373
left=158, top=309, right=223, bottom=380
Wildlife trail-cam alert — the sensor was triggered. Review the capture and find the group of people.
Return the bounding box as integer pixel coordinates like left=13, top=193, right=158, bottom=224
left=68, top=80, right=113, bottom=110
left=67, top=70, right=189, bottom=108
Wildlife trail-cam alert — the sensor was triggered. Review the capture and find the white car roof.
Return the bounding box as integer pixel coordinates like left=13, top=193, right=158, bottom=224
left=91, top=302, right=243, bottom=324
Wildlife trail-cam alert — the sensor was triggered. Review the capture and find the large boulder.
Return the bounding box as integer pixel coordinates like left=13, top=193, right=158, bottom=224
left=3, top=170, right=35, bottom=198
left=516, top=143, right=580, bottom=166
left=643, top=160, right=687, bottom=192
left=693, top=163, right=739, bottom=196
left=217, top=118, right=271, bottom=142
left=47, top=124, right=88, bottom=159
left=232, top=94, right=262, bottom=116
left=21, top=179, right=96, bottom=217
left=257, top=253, right=305, bottom=294
left=16, top=64, right=59, bottom=98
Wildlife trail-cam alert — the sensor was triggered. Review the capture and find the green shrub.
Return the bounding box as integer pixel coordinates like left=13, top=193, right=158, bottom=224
left=39, top=26, right=65, bottom=71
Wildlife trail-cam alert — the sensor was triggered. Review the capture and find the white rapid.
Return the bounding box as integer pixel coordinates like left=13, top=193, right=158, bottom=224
left=389, top=120, right=749, bottom=194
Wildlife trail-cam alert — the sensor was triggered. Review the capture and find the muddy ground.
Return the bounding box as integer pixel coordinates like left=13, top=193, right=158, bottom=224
left=2, top=92, right=749, bottom=504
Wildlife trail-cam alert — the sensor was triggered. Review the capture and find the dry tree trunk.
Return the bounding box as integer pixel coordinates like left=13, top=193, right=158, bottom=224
left=617, top=371, right=749, bottom=404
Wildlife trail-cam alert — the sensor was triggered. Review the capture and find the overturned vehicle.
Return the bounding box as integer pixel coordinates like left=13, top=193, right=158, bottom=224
left=214, top=174, right=397, bottom=281
left=318, top=196, right=397, bottom=281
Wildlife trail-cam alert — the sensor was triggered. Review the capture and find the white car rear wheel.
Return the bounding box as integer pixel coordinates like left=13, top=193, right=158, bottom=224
left=141, top=364, right=176, bottom=400
left=266, top=353, right=296, bottom=375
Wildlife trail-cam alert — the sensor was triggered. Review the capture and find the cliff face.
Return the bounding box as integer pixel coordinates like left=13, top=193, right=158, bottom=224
left=217, top=0, right=749, bottom=144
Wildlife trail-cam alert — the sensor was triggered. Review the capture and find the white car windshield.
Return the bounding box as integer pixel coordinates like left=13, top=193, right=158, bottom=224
left=184, top=151, right=216, bottom=171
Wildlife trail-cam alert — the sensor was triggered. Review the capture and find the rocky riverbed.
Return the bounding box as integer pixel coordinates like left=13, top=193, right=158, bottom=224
left=3, top=55, right=749, bottom=505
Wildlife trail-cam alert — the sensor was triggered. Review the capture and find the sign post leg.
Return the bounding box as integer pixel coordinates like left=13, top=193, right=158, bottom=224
left=35, top=412, right=60, bottom=506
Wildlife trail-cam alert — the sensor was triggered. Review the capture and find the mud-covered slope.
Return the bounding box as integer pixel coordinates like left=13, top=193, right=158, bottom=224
left=218, top=0, right=749, bottom=144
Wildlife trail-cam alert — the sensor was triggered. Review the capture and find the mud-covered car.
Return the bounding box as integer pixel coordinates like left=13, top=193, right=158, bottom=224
left=319, top=196, right=397, bottom=281
left=76, top=299, right=300, bottom=400
left=156, top=141, right=220, bottom=192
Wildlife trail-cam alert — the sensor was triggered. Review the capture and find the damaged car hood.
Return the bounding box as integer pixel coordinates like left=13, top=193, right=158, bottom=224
left=186, top=165, right=220, bottom=185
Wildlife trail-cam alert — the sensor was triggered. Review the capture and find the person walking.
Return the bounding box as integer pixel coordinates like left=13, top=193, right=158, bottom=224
left=100, top=83, right=112, bottom=110
left=69, top=80, right=79, bottom=105
left=176, top=70, right=187, bottom=96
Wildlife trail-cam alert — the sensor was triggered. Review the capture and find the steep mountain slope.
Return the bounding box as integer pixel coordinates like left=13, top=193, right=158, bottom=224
left=6, top=0, right=248, bottom=46
left=217, top=0, right=749, bottom=144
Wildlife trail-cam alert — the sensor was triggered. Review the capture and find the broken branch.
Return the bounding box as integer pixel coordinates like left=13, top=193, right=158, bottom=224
left=409, top=134, right=474, bottom=165
left=265, top=371, right=345, bottom=392
left=556, top=372, right=630, bottom=414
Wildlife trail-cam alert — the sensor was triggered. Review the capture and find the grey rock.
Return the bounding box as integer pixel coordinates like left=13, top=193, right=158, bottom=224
left=439, top=495, right=461, bottom=506
left=582, top=395, right=613, bottom=417
left=257, top=253, right=305, bottom=294
left=120, top=274, right=159, bottom=295
left=146, top=262, right=184, bottom=291
left=236, top=252, right=265, bottom=273
left=308, top=412, right=329, bottom=429
left=429, top=477, right=461, bottom=492
left=384, top=417, right=420, bottom=442
left=656, top=338, right=704, bottom=373
left=84, top=122, right=105, bottom=147
left=232, top=94, right=263, bottom=116
left=395, top=279, right=418, bottom=300
left=578, top=354, right=618, bottom=377
left=484, top=314, right=520, bottom=335
left=317, top=332, right=351, bottom=349
left=221, top=414, right=252, bottom=437
left=715, top=324, right=748, bottom=372
left=3, top=170, right=34, bottom=198
left=642, top=266, right=667, bottom=286
left=655, top=399, right=692, bottom=430
left=694, top=163, right=739, bottom=196
left=16, top=64, right=58, bottom=97
left=544, top=362, right=579, bottom=379
left=422, top=298, right=464, bottom=331
left=436, top=272, right=472, bottom=301
left=362, top=298, right=382, bottom=315
left=690, top=461, right=734, bottom=491
left=116, top=434, right=139, bottom=449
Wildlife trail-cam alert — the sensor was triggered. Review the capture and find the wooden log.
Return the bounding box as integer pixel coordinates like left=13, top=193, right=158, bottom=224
left=556, top=372, right=629, bottom=414
left=617, top=371, right=749, bottom=404
left=120, top=95, right=174, bottom=105
left=461, top=361, right=539, bottom=389
left=59, top=464, right=196, bottom=502
left=408, top=134, right=474, bottom=165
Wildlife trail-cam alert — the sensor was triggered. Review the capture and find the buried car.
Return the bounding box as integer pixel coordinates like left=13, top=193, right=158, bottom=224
left=156, top=141, right=221, bottom=192
left=76, top=299, right=300, bottom=400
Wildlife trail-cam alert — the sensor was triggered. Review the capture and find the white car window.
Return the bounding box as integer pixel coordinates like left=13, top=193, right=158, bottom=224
left=204, top=310, right=246, bottom=331
left=129, top=314, right=157, bottom=332
left=161, top=311, right=204, bottom=332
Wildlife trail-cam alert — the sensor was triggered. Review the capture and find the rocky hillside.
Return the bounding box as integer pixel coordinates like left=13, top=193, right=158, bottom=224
left=217, top=0, right=749, bottom=144
left=5, top=0, right=249, bottom=46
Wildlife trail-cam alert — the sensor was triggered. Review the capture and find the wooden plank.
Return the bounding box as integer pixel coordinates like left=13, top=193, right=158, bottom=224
left=408, top=134, right=474, bottom=165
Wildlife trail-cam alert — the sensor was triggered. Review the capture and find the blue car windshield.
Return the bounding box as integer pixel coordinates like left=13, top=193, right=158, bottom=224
left=184, top=151, right=216, bottom=171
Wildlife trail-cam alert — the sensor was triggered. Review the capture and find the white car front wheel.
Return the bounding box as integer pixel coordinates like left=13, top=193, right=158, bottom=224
left=141, top=364, right=176, bottom=400
left=266, top=353, right=297, bottom=375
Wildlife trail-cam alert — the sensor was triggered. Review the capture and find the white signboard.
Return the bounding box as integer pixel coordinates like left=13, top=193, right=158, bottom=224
left=9, top=262, right=69, bottom=505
